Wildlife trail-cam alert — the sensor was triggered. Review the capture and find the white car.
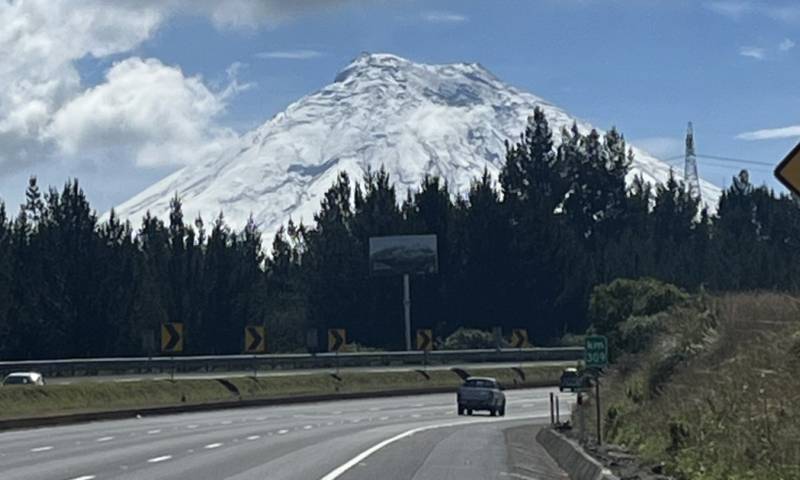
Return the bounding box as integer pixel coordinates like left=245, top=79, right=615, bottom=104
left=2, top=372, right=46, bottom=386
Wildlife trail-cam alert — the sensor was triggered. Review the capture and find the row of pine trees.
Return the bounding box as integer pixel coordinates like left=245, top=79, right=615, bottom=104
left=1, top=107, right=799, bottom=359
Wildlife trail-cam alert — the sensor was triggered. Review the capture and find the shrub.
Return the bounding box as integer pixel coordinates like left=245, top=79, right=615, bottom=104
left=443, top=328, right=496, bottom=350
left=589, top=278, right=689, bottom=335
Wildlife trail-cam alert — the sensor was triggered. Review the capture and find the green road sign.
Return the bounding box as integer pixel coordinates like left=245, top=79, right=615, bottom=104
left=585, top=335, right=608, bottom=368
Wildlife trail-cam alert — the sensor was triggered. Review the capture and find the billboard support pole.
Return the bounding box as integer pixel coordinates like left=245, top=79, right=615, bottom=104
left=403, top=273, right=411, bottom=351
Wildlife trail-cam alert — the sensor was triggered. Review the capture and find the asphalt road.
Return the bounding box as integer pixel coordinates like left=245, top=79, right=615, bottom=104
left=0, top=387, right=574, bottom=480
left=46, top=361, right=573, bottom=385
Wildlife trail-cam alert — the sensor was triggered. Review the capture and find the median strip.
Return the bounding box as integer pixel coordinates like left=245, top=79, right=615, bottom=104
left=0, top=365, right=564, bottom=431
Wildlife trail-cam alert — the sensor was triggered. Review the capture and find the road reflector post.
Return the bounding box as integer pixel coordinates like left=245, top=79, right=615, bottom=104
left=555, top=395, right=560, bottom=424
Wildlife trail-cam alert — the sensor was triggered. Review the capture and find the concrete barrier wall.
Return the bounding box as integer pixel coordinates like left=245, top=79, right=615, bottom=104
left=536, top=428, right=619, bottom=480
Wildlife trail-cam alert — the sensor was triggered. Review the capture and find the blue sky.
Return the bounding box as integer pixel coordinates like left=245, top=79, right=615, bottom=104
left=1, top=0, right=798, bottom=211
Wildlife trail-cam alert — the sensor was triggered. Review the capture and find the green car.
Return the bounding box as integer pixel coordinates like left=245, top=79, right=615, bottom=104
left=559, top=368, right=591, bottom=392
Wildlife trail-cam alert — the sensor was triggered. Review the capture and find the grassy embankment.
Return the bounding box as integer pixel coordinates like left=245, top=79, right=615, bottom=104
left=0, top=365, right=563, bottom=420
left=578, top=287, right=800, bottom=479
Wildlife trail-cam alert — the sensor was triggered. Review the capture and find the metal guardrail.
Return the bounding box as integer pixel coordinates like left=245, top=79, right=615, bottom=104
left=0, top=348, right=584, bottom=378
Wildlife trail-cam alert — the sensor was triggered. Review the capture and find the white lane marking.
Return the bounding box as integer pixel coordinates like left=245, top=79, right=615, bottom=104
left=96, top=436, right=114, bottom=442
left=277, top=429, right=289, bottom=435
left=220, top=420, right=232, bottom=425
left=147, top=455, right=173, bottom=463
left=413, top=403, right=425, bottom=407
left=68, top=476, right=96, bottom=480
left=246, top=435, right=260, bottom=441
left=187, top=424, right=199, bottom=429
left=303, top=425, right=313, bottom=430
left=411, top=414, right=421, bottom=418
left=379, top=416, right=389, bottom=421
left=204, top=443, right=223, bottom=449
left=30, top=446, right=53, bottom=452
left=319, top=414, right=548, bottom=480
left=369, top=407, right=380, bottom=411
left=147, top=429, right=161, bottom=434
left=326, top=422, right=334, bottom=426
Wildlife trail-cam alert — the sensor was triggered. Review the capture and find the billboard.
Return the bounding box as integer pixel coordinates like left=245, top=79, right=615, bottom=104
left=369, top=235, right=438, bottom=276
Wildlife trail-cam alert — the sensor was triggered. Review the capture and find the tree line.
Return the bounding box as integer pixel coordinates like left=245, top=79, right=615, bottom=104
left=1, top=107, right=799, bottom=359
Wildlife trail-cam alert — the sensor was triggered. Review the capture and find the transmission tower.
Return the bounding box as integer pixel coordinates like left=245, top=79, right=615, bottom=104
left=684, top=122, right=701, bottom=201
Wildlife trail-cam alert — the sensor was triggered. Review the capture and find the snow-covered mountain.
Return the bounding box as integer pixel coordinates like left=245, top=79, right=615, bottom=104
left=112, top=53, right=720, bottom=240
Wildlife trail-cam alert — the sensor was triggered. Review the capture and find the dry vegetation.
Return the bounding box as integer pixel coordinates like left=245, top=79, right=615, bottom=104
left=579, top=292, right=800, bottom=479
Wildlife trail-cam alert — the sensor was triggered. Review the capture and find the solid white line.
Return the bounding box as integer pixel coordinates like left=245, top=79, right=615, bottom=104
left=147, top=455, right=172, bottom=463
left=204, top=443, right=223, bottom=449
left=30, top=446, right=53, bottom=452
left=96, top=436, right=114, bottom=442
left=318, top=415, right=547, bottom=480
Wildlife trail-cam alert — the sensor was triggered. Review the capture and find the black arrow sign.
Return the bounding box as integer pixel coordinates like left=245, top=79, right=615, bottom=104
left=329, top=329, right=345, bottom=352
left=246, top=326, right=264, bottom=352
left=417, top=330, right=432, bottom=351
left=163, top=323, right=182, bottom=352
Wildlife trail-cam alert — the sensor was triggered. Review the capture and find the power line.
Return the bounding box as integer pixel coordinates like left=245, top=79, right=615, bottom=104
left=662, top=153, right=772, bottom=168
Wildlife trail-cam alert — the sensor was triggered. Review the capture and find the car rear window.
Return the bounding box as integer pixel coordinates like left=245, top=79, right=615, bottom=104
left=463, top=379, right=495, bottom=388
left=3, top=376, right=30, bottom=385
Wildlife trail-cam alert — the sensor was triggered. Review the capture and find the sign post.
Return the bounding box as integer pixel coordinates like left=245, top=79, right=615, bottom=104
left=416, top=329, right=433, bottom=370
left=161, top=323, right=183, bottom=381
left=585, top=335, right=608, bottom=445
left=369, top=235, right=438, bottom=351
left=403, top=274, right=412, bottom=351
left=328, top=328, right=346, bottom=374
left=244, top=326, right=266, bottom=378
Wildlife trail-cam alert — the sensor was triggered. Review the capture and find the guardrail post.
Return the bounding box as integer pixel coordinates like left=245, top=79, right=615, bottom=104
left=550, top=392, right=555, bottom=425
left=555, top=394, right=560, bottom=424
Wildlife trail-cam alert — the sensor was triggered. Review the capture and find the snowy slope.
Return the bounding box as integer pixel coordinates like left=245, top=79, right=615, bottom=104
left=111, top=53, right=720, bottom=240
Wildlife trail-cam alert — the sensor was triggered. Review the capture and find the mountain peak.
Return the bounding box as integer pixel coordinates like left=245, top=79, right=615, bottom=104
left=112, top=53, right=721, bottom=243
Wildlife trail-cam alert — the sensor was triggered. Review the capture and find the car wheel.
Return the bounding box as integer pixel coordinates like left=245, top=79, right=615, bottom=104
left=467, top=409, right=473, bottom=416
left=559, top=386, right=564, bottom=392
left=457, top=405, right=464, bottom=416
left=499, top=404, right=506, bottom=416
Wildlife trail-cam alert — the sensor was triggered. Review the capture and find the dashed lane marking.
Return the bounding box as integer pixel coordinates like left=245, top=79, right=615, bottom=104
left=204, top=443, right=223, bottom=449
left=246, top=435, right=260, bottom=440
left=277, top=429, right=289, bottom=435
left=96, top=436, right=114, bottom=442
left=147, top=455, right=173, bottom=463
left=30, top=446, right=53, bottom=452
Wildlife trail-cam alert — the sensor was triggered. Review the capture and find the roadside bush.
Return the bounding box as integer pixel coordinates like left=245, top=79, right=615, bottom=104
left=589, top=278, right=688, bottom=335
left=443, top=328, right=495, bottom=350
left=618, top=314, right=665, bottom=354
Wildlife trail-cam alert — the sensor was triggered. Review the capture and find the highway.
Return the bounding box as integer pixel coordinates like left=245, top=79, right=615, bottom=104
left=45, top=361, right=573, bottom=384
left=0, top=387, right=574, bottom=480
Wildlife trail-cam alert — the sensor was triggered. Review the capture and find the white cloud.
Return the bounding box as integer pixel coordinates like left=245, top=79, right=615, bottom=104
left=737, top=125, right=800, bottom=140
left=739, top=46, right=766, bottom=59
left=0, top=0, right=351, bottom=175
left=705, top=1, right=751, bottom=19
left=705, top=1, right=800, bottom=23
left=48, top=58, right=237, bottom=167
left=779, top=38, right=795, bottom=51
left=256, top=49, right=324, bottom=60
left=422, top=11, right=468, bottom=23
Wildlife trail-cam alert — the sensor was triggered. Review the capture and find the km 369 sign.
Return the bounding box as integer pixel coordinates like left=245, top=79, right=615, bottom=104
left=584, top=335, right=608, bottom=368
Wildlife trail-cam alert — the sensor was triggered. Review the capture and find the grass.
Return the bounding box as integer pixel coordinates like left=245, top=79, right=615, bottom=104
left=0, top=365, right=564, bottom=420
left=576, top=292, right=800, bottom=480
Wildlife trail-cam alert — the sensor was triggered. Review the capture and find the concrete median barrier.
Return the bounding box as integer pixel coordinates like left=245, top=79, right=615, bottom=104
left=536, top=427, right=619, bottom=480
